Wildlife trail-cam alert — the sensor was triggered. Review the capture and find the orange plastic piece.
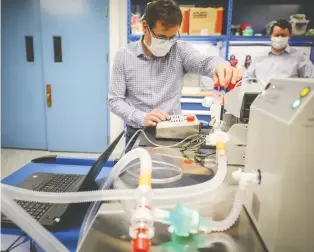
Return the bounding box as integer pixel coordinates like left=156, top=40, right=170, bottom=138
left=184, top=159, right=193, bottom=164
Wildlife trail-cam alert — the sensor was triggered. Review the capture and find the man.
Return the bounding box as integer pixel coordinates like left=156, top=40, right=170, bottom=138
left=108, top=0, right=241, bottom=150
left=244, top=19, right=314, bottom=86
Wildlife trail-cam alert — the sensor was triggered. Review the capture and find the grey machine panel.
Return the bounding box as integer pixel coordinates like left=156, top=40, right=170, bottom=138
left=244, top=78, right=314, bottom=252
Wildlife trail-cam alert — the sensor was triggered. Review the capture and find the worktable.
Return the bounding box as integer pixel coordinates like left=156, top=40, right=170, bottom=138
left=1, top=156, right=115, bottom=252
left=1, top=129, right=267, bottom=252
left=78, top=129, right=268, bottom=252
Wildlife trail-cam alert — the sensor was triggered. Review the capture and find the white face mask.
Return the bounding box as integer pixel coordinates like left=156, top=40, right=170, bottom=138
left=144, top=29, right=176, bottom=57
left=271, top=36, right=289, bottom=50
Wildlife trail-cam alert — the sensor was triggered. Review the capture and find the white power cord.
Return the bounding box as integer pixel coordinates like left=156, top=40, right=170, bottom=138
left=120, top=129, right=201, bottom=158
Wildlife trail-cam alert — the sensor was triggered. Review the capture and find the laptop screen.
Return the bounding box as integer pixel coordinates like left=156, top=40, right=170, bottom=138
left=80, top=130, right=124, bottom=190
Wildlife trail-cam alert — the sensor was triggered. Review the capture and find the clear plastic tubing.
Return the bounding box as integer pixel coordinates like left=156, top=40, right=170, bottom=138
left=0, top=147, right=227, bottom=252
left=125, top=160, right=183, bottom=184
left=0, top=152, right=227, bottom=206
left=199, top=183, right=246, bottom=232
left=78, top=148, right=153, bottom=244
left=153, top=179, right=248, bottom=234
left=1, top=193, right=69, bottom=252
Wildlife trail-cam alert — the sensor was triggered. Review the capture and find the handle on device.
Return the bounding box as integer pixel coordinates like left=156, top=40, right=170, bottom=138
left=46, top=84, right=52, bottom=107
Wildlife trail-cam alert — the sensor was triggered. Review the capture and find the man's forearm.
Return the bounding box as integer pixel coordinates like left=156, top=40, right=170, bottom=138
left=199, top=56, right=228, bottom=78
left=108, top=98, right=146, bottom=127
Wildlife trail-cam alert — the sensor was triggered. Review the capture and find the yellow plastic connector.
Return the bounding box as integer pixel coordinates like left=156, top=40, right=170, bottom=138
left=139, top=171, right=152, bottom=187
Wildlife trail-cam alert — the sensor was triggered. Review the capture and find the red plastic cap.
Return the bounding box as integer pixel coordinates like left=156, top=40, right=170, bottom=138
left=228, top=83, right=236, bottom=91
left=132, top=238, right=151, bottom=252
left=186, top=115, right=195, bottom=122
left=214, top=82, right=221, bottom=87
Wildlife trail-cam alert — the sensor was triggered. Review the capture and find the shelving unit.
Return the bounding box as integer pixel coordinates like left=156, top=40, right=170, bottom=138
left=230, top=36, right=314, bottom=45
left=127, top=0, right=314, bottom=61
left=128, top=34, right=226, bottom=43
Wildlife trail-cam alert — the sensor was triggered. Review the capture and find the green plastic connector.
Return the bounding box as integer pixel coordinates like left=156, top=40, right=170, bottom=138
left=167, top=204, right=201, bottom=237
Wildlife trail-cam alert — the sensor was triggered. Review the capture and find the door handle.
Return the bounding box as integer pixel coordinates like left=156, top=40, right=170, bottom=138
left=46, top=84, right=52, bottom=107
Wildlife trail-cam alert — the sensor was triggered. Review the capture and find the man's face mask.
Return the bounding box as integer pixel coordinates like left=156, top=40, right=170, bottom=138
left=144, top=27, right=177, bottom=57
left=271, top=36, right=289, bottom=50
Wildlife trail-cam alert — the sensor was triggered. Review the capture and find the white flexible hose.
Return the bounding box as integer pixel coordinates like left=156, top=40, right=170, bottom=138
left=152, top=180, right=249, bottom=236
left=1, top=150, right=227, bottom=206
left=1, top=193, right=69, bottom=252
left=199, top=184, right=245, bottom=232
left=78, top=148, right=153, bottom=244
left=2, top=148, right=152, bottom=252
left=0, top=148, right=228, bottom=252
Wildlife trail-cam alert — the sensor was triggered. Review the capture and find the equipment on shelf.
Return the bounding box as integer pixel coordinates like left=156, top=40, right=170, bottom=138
left=229, top=55, right=238, bottom=67
left=290, top=14, right=309, bottom=36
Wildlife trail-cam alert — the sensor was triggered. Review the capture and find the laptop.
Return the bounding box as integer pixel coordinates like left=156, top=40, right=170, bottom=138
left=1, top=130, right=124, bottom=231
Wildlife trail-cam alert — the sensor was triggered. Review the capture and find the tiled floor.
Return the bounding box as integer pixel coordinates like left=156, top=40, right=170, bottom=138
left=1, top=140, right=125, bottom=179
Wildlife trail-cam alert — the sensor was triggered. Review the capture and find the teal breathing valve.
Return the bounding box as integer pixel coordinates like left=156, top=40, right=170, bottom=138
left=166, top=204, right=203, bottom=237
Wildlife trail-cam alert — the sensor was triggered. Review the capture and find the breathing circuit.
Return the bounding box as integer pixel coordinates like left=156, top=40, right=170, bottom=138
left=1, top=144, right=259, bottom=252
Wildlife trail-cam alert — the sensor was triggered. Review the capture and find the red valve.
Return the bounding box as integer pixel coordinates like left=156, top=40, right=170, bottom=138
left=230, top=59, right=238, bottom=67
left=132, top=237, right=151, bottom=252
left=227, top=83, right=236, bottom=91
left=186, top=115, right=195, bottom=122
left=132, top=228, right=151, bottom=252
left=214, top=82, right=222, bottom=88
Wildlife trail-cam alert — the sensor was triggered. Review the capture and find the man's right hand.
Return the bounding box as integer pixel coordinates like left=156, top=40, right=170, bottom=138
left=144, top=110, right=170, bottom=127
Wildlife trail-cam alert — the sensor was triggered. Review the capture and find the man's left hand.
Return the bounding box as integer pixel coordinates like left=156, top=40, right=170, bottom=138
left=214, top=65, right=242, bottom=87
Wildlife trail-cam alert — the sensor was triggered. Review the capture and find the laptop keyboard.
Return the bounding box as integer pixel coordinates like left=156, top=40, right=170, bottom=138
left=6, top=174, right=80, bottom=221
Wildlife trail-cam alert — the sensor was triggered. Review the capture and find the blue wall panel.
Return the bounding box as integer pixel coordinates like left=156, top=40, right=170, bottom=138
left=40, top=0, right=110, bottom=152
left=1, top=0, right=47, bottom=149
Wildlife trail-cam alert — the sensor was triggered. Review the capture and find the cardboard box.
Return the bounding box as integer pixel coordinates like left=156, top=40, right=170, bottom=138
left=189, top=7, right=219, bottom=35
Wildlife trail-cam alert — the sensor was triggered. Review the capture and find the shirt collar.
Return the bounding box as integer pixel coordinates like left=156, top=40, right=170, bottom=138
left=135, top=36, right=145, bottom=57
left=269, top=44, right=291, bottom=55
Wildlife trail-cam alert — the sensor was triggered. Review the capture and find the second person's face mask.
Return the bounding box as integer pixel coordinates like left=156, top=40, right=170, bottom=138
left=144, top=28, right=176, bottom=57
left=271, top=36, right=289, bottom=50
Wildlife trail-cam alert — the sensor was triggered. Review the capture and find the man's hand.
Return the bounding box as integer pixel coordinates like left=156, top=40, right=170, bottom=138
left=214, top=65, right=242, bottom=87
left=144, top=110, right=170, bottom=127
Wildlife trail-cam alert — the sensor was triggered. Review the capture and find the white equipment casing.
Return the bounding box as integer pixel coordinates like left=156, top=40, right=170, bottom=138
left=156, top=114, right=200, bottom=140
left=244, top=78, right=314, bottom=252
left=224, top=83, right=263, bottom=119
left=221, top=82, right=263, bottom=166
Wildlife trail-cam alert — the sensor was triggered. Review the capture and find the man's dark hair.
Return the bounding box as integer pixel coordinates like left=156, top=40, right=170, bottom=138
left=270, top=19, right=292, bottom=35
left=142, top=0, right=183, bottom=29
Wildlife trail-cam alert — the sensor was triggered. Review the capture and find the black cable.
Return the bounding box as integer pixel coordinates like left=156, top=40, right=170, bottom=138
left=7, top=239, right=28, bottom=251
left=30, top=239, right=38, bottom=252
left=3, top=233, right=26, bottom=252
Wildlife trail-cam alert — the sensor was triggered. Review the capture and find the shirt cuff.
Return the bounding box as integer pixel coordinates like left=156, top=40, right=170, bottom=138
left=132, top=110, right=147, bottom=127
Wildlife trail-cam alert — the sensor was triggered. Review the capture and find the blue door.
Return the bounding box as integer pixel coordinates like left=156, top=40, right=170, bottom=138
left=1, top=0, right=47, bottom=149
left=39, top=0, right=110, bottom=152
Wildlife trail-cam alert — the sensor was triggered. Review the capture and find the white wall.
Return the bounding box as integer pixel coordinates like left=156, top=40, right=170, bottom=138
left=109, top=0, right=127, bottom=142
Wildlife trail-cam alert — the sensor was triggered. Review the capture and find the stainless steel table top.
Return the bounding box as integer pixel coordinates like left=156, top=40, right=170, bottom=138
left=78, top=132, right=267, bottom=252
